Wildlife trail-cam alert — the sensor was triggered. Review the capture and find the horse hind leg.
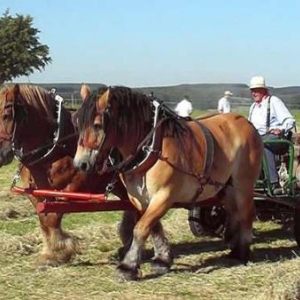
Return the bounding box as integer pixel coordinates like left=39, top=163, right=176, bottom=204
left=222, top=184, right=255, bottom=264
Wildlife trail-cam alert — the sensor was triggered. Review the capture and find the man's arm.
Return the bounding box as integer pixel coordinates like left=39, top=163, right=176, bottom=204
left=271, top=97, right=296, bottom=132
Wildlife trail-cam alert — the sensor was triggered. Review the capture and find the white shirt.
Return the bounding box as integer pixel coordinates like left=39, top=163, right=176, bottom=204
left=248, top=95, right=295, bottom=135
left=218, top=97, right=231, bottom=113
left=175, top=99, right=193, bottom=117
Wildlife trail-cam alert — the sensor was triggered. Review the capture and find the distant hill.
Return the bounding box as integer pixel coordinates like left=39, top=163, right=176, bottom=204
left=16, top=82, right=300, bottom=110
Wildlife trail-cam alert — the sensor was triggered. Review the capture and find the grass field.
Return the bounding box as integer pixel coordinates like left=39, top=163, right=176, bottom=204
left=1, top=112, right=300, bottom=299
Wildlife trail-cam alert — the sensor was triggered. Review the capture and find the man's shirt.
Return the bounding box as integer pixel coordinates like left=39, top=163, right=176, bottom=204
left=175, top=99, right=193, bottom=117
left=218, top=97, right=231, bottom=113
left=248, top=95, right=295, bottom=135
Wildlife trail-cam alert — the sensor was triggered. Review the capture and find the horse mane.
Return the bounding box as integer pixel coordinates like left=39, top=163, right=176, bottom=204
left=111, top=88, right=202, bottom=172
left=108, top=87, right=153, bottom=137
left=1, top=84, right=57, bottom=122
left=78, top=86, right=154, bottom=138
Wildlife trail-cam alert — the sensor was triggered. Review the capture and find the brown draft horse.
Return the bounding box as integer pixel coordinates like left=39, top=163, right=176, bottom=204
left=74, top=85, right=264, bottom=281
left=0, top=84, right=135, bottom=266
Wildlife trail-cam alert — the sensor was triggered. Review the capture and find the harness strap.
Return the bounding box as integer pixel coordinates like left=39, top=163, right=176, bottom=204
left=249, top=96, right=272, bottom=134
left=13, top=94, right=72, bottom=166
left=158, top=120, right=223, bottom=190
left=266, top=96, right=271, bottom=133
left=0, top=131, right=12, bottom=141
left=101, top=116, right=168, bottom=175
left=194, top=121, right=214, bottom=175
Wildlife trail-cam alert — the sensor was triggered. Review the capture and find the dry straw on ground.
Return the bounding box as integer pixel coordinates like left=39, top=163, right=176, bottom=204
left=1, top=190, right=300, bottom=299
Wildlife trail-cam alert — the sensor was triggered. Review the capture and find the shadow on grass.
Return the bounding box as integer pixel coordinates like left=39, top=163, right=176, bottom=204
left=66, top=225, right=300, bottom=281
left=142, top=226, right=300, bottom=280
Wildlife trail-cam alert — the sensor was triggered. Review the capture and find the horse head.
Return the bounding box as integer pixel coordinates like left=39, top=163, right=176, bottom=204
left=0, top=84, right=23, bottom=166
left=74, top=84, right=154, bottom=173
left=73, top=84, right=112, bottom=173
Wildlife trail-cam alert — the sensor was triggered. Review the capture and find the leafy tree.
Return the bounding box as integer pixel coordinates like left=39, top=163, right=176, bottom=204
left=0, top=10, right=52, bottom=84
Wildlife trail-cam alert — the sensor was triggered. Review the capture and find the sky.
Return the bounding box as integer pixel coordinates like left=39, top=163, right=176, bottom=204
left=1, top=0, right=300, bottom=88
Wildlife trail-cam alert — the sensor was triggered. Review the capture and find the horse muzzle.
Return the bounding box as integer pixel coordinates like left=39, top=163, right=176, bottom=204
left=0, top=146, right=14, bottom=167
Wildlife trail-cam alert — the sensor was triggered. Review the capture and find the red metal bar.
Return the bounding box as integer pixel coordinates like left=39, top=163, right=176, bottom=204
left=36, top=201, right=136, bottom=213
left=12, top=186, right=221, bottom=214
left=12, top=186, right=107, bottom=201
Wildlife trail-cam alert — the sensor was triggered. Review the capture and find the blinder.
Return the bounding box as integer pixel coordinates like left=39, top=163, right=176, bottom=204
left=4, top=103, right=14, bottom=119
left=0, top=93, right=27, bottom=142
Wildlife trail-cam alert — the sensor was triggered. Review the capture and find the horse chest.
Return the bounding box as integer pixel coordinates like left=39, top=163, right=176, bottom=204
left=123, top=175, right=150, bottom=204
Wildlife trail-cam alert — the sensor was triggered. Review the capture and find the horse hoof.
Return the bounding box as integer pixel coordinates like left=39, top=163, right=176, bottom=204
left=116, top=265, right=140, bottom=282
left=151, top=258, right=171, bottom=275
left=229, top=247, right=251, bottom=264
left=117, top=247, right=126, bottom=261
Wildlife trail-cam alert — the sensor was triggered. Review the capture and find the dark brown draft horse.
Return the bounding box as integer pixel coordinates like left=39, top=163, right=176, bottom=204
left=0, top=84, right=134, bottom=266
left=74, top=85, right=263, bottom=281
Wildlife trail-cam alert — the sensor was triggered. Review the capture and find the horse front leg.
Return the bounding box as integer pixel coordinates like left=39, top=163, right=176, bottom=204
left=23, top=164, right=78, bottom=267
left=117, top=210, right=140, bottom=260
left=150, top=220, right=173, bottom=274
left=116, top=199, right=172, bottom=282
left=26, top=194, right=77, bottom=266
left=38, top=212, right=78, bottom=266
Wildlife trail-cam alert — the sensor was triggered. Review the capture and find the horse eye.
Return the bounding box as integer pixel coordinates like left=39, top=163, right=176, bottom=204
left=3, top=114, right=12, bottom=121
left=93, top=124, right=102, bottom=131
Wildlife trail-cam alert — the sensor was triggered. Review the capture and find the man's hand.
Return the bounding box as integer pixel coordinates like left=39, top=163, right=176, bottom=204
left=269, top=128, right=282, bottom=135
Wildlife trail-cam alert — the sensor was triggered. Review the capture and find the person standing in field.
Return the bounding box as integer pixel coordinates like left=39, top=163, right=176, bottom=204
left=217, top=90, right=233, bottom=113
left=175, top=95, right=193, bottom=117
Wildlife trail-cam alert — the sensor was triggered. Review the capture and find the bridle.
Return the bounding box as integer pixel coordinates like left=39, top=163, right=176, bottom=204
left=0, top=97, right=18, bottom=143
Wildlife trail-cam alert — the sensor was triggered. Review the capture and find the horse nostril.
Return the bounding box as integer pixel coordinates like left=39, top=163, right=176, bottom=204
left=80, top=162, right=88, bottom=172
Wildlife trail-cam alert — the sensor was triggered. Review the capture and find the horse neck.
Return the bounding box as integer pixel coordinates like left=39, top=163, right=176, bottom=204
left=114, top=121, right=152, bottom=159
left=15, top=105, right=54, bottom=150
left=15, top=105, right=76, bottom=158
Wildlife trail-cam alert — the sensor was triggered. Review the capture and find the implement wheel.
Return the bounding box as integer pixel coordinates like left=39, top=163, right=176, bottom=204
left=188, top=205, right=226, bottom=238
left=294, top=206, right=300, bottom=247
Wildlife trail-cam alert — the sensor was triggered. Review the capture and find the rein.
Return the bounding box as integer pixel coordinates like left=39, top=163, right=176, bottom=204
left=14, top=132, right=78, bottom=166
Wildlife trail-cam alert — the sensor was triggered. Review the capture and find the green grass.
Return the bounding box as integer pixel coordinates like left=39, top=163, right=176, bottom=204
left=63, top=211, right=123, bottom=229
left=0, top=159, right=19, bottom=187
left=0, top=218, right=38, bottom=235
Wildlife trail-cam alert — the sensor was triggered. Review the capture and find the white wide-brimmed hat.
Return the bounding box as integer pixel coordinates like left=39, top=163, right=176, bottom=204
left=249, top=76, right=268, bottom=89
left=224, top=90, right=233, bottom=96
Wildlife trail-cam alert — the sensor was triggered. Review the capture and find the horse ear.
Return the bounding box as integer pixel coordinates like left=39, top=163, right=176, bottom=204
left=94, top=114, right=101, bottom=125
left=80, top=83, right=91, bottom=101
left=13, top=84, right=20, bottom=97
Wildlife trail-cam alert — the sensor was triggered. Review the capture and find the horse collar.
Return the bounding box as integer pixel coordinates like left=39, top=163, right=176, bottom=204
left=108, top=99, right=164, bottom=174
left=13, top=95, right=65, bottom=166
